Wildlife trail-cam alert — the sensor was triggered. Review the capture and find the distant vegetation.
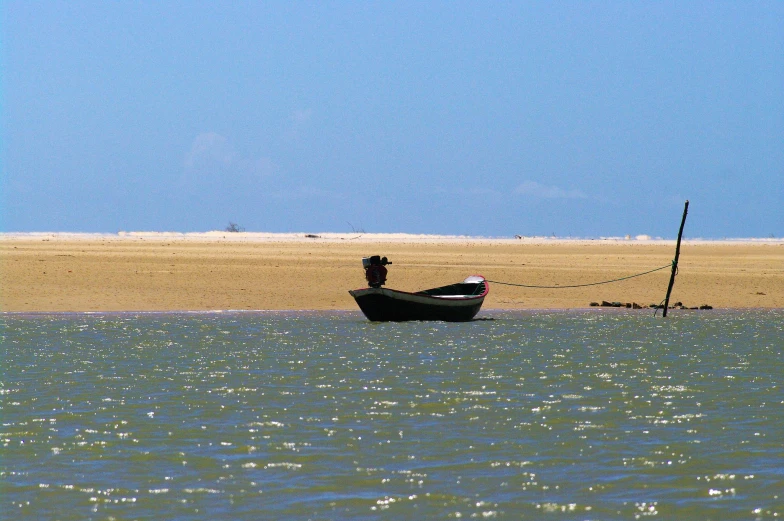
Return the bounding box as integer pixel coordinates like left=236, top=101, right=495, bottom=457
left=225, top=222, right=245, bottom=233
left=347, top=221, right=365, bottom=234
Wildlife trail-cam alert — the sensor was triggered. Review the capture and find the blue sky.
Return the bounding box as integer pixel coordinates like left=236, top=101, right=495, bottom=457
left=2, top=1, right=782, bottom=238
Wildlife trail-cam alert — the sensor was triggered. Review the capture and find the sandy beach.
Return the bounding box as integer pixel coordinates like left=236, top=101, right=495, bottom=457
left=1, top=233, right=782, bottom=312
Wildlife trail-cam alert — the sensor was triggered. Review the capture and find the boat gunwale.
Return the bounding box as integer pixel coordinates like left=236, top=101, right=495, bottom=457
left=349, top=275, right=489, bottom=307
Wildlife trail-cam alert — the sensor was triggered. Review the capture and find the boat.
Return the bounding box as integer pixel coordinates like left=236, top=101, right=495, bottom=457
left=349, top=275, right=489, bottom=322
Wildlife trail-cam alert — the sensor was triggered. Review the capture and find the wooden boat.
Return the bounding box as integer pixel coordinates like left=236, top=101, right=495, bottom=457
left=349, top=275, right=489, bottom=322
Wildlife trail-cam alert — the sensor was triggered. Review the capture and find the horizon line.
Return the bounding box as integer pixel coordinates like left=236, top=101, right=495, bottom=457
left=1, top=231, right=782, bottom=245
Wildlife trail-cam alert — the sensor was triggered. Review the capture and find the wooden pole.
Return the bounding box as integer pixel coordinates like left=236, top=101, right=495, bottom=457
left=662, top=200, right=689, bottom=317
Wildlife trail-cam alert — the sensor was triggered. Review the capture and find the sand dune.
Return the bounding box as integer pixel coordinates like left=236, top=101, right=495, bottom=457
left=1, top=233, right=782, bottom=312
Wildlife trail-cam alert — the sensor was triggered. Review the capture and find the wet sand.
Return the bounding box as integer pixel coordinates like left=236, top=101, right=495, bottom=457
left=1, top=234, right=782, bottom=312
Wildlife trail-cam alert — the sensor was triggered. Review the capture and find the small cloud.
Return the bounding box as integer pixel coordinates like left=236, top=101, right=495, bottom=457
left=183, top=132, right=274, bottom=182
left=514, top=181, right=588, bottom=199
left=184, top=132, right=235, bottom=171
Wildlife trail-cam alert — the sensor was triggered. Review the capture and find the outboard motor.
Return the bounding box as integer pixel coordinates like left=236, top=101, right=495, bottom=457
left=362, top=255, right=391, bottom=288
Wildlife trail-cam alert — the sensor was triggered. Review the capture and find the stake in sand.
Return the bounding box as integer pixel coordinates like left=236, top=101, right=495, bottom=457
left=662, top=200, right=689, bottom=318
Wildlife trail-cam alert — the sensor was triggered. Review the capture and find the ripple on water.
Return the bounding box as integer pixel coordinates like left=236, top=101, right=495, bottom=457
left=1, top=310, right=783, bottom=519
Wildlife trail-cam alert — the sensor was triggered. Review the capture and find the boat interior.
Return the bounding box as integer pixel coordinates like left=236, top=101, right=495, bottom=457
left=417, top=280, right=487, bottom=298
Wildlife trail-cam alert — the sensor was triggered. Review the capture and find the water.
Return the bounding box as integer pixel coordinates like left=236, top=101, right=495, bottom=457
left=1, top=310, right=782, bottom=519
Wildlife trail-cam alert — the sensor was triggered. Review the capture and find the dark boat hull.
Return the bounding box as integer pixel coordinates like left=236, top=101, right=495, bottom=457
left=349, top=276, right=488, bottom=322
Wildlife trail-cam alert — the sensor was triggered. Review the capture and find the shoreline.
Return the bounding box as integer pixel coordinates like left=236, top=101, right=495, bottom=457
left=2, top=234, right=782, bottom=312
left=0, top=230, right=784, bottom=245
left=3, top=307, right=782, bottom=316
left=2, top=231, right=783, bottom=246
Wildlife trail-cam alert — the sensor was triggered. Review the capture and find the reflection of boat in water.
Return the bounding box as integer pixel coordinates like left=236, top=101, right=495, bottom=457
left=349, top=256, right=488, bottom=322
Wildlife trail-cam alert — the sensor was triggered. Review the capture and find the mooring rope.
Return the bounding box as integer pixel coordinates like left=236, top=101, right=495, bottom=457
left=486, top=262, right=673, bottom=289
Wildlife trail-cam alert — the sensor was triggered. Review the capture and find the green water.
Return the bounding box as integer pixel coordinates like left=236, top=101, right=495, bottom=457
left=1, top=310, right=783, bottom=519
